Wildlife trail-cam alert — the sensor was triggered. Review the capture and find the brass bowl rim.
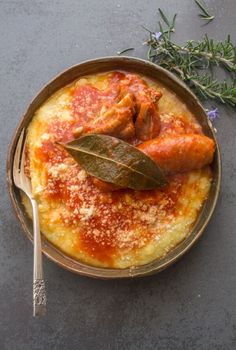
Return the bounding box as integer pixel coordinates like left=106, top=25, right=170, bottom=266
left=6, top=56, right=221, bottom=279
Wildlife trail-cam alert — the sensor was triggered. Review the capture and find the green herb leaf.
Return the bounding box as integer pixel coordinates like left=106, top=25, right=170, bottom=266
left=158, top=8, right=171, bottom=27
left=61, top=134, right=167, bottom=190
left=194, top=0, right=214, bottom=22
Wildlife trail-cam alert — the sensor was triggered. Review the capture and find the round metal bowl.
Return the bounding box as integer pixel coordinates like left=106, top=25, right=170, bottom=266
left=6, top=57, right=221, bottom=279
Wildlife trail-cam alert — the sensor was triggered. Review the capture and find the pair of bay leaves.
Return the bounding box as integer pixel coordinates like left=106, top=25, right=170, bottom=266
left=60, top=134, right=167, bottom=190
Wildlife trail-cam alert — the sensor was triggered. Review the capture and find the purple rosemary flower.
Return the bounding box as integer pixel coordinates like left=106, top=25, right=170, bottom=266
left=153, top=31, right=162, bottom=40
left=207, top=107, right=219, bottom=122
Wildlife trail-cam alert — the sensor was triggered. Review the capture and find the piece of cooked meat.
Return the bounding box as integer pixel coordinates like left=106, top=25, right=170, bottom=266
left=137, top=134, right=215, bottom=175
left=73, top=93, right=136, bottom=140
left=119, top=75, right=162, bottom=141
left=135, top=97, right=161, bottom=141
left=149, top=87, right=163, bottom=103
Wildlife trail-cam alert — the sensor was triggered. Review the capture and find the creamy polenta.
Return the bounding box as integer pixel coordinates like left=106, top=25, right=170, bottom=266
left=22, top=71, right=212, bottom=268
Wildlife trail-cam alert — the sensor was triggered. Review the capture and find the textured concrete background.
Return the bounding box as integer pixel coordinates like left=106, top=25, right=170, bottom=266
left=0, top=0, right=236, bottom=349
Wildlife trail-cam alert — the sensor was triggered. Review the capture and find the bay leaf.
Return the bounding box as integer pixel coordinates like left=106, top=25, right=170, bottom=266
left=61, top=134, right=167, bottom=190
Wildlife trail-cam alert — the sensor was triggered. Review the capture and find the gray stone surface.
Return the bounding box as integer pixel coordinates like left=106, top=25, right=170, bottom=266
left=0, top=0, right=236, bottom=349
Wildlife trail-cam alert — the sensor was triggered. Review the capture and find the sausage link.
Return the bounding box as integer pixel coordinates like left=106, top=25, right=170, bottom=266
left=138, top=134, right=215, bottom=175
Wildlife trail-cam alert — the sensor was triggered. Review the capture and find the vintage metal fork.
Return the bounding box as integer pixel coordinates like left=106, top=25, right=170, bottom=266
left=13, top=129, right=46, bottom=317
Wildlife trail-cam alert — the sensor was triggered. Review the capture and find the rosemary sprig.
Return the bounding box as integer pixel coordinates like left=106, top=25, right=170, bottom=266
left=145, top=10, right=236, bottom=106
left=194, top=0, right=214, bottom=22
left=148, top=34, right=236, bottom=73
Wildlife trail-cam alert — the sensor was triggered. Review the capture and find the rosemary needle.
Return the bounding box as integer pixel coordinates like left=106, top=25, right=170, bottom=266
left=194, top=0, right=215, bottom=22
left=117, top=47, right=134, bottom=55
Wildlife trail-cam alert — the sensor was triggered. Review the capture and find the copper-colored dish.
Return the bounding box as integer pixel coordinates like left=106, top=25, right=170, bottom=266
left=6, top=57, right=221, bottom=278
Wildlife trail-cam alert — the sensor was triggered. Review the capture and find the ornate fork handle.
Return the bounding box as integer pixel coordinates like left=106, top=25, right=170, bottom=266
left=31, top=198, right=46, bottom=316
left=33, top=279, right=46, bottom=316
